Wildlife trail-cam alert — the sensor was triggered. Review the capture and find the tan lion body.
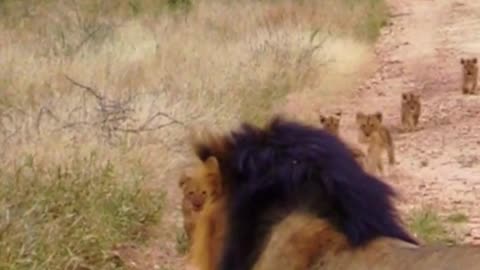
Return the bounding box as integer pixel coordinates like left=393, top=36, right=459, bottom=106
left=461, top=57, right=478, bottom=95
left=356, top=112, right=395, bottom=174
left=254, top=213, right=480, bottom=270
left=401, top=92, right=421, bottom=132
left=186, top=156, right=227, bottom=270
left=346, top=142, right=368, bottom=170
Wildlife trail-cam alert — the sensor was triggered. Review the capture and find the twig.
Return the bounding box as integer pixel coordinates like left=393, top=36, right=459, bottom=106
left=111, top=121, right=178, bottom=133
left=64, top=74, right=104, bottom=101
left=73, top=26, right=103, bottom=54
left=389, top=12, right=412, bottom=18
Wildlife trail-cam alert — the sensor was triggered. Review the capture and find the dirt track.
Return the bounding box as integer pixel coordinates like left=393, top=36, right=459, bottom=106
left=336, top=0, right=480, bottom=243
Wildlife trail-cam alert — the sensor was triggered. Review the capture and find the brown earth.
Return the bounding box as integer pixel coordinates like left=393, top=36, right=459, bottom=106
left=117, top=0, right=480, bottom=268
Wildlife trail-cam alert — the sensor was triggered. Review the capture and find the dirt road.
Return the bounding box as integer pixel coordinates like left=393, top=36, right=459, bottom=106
left=336, top=0, right=480, bottom=243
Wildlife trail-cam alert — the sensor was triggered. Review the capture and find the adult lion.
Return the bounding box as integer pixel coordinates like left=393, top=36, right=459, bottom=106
left=190, top=116, right=480, bottom=270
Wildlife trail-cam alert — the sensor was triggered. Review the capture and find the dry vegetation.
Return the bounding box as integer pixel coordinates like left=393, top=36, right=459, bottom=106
left=0, top=0, right=387, bottom=269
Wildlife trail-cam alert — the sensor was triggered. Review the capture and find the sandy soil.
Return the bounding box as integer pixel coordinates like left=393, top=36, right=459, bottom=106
left=118, top=0, right=480, bottom=268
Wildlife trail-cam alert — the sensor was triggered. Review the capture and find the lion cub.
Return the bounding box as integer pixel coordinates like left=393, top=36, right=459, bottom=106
left=179, top=156, right=223, bottom=243
left=186, top=156, right=227, bottom=270
left=356, top=111, right=395, bottom=174
left=319, top=111, right=368, bottom=170
left=401, top=92, right=421, bottom=132
left=319, top=111, right=342, bottom=136
left=460, top=57, right=478, bottom=95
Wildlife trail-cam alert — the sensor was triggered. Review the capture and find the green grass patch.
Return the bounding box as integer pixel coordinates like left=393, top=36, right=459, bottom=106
left=351, top=0, right=389, bottom=42
left=175, top=228, right=190, bottom=256
left=407, top=208, right=455, bottom=244
left=446, top=212, right=469, bottom=224
left=0, top=153, right=164, bottom=270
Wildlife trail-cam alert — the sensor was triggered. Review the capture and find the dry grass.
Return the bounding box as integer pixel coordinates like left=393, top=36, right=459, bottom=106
left=0, top=0, right=388, bottom=268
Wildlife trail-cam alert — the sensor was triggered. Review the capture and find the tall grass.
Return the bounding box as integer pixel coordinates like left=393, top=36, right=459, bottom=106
left=0, top=153, right=164, bottom=269
left=0, top=0, right=388, bottom=268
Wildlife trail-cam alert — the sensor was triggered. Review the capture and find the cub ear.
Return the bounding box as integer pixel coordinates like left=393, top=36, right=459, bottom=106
left=319, top=115, right=326, bottom=123
left=461, top=58, right=465, bottom=64
left=204, top=156, right=219, bottom=173
left=179, top=175, right=187, bottom=188
left=374, top=111, right=383, bottom=122
left=473, top=57, right=478, bottom=64
left=356, top=112, right=365, bottom=122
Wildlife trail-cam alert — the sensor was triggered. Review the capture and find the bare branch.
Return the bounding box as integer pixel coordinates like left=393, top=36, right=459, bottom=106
left=110, top=121, right=178, bottom=133
left=64, top=74, right=104, bottom=101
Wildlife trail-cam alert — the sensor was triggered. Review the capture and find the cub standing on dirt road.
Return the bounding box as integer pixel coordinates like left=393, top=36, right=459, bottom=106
left=401, top=91, right=421, bottom=132
left=355, top=111, right=395, bottom=175
left=319, top=111, right=368, bottom=170
left=460, top=57, right=478, bottom=95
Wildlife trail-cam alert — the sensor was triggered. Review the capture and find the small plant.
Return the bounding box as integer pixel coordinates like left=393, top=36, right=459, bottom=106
left=407, top=208, right=455, bottom=244
left=446, top=212, right=469, bottom=224
left=175, top=228, right=190, bottom=255
left=167, top=0, right=192, bottom=12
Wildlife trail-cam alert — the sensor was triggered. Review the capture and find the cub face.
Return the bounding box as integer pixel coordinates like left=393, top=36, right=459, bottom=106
left=355, top=111, right=383, bottom=138
left=461, top=57, right=478, bottom=77
left=179, top=157, right=222, bottom=212
left=319, top=111, right=342, bottom=136
left=402, top=92, right=420, bottom=111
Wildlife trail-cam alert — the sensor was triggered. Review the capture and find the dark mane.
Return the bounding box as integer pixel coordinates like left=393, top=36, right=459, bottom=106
left=191, top=116, right=417, bottom=270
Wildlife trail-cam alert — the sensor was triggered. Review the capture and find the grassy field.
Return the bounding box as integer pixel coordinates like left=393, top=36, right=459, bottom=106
left=0, top=0, right=388, bottom=268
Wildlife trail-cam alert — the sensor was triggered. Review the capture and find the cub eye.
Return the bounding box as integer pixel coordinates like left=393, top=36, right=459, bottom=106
left=202, top=191, right=206, bottom=195
left=188, top=191, right=194, bottom=196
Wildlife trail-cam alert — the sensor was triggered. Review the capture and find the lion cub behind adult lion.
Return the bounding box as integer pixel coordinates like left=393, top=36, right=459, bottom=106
left=460, top=57, right=478, bottom=95
left=186, top=156, right=227, bottom=270
left=319, top=111, right=342, bottom=136
left=179, top=156, right=226, bottom=245
left=401, top=91, right=421, bottom=132
left=319, top=111, right=367, bottom=170
left=356, top=111, right=395, bottom=175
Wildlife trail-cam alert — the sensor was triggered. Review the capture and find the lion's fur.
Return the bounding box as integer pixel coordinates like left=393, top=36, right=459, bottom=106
left=460, top=57, right=478, bottom=95
left=255, top=212, right=480, bottom=270
left=401, top=91, right=421, bottom=132
left=253, top=212, right=349, bottom=270
left=190, top=116, right=416, bottom=270
left=185, top=156, right=228, bottom=270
